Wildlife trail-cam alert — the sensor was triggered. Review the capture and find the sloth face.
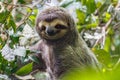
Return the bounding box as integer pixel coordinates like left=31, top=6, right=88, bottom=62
left=38, top=19, right=68, bottom=40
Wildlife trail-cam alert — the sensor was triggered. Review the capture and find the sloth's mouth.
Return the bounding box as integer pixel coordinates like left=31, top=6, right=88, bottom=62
left=45, top=34, right=59, bottom=39
left=46, top=30, right=60, bottom=36
left=44, top=34, right=63, bottom=40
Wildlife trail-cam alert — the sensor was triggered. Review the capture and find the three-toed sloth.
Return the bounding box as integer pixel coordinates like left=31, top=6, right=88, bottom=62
left=31, top=6, right=99, bottom=80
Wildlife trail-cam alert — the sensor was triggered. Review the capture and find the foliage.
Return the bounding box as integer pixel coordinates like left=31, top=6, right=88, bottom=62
left=0, top=0, right=120, bottom=79
left=16, top=62, right=33, bottom=76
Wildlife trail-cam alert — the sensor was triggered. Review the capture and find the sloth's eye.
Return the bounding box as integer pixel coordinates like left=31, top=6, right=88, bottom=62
left=55, top=24, right=67, bottom=29
left=41, top=26, right=46, bottom=30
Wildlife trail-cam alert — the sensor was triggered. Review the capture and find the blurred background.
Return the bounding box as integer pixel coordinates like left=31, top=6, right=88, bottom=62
left=0, top=0, right=120, bottom=80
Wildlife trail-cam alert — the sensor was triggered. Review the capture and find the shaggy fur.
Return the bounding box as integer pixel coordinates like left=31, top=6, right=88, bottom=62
left=32, top=6, right=99, bottom=80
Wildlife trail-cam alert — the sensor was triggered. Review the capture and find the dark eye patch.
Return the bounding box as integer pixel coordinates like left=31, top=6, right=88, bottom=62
left=41, top=25, right=46, bottom=30
left=55, top=24, right=67, bottom=29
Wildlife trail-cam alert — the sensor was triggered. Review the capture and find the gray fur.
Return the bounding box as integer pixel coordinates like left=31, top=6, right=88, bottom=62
left=33, top=6, right=99, bottom=80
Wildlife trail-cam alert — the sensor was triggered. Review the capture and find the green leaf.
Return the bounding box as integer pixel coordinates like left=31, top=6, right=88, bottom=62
left=60, top=0, right=74, bottom=7
left=81, top=0, right=96, bottom=14
left=7, top=0, right=12, bottom=3
left=0, top=11, right=9, bottom=23
left=16, top=62, right=33, bottom=76
left=10, top=34, right=19, bottom=44
left=104, top=35, right=111, bottom=53
left=16, top=24, right=25, bottom=32
left=111, top=45, right=120, bottom=64
left=29, top=15, right=36, bottom=27
left=97, top=0, right=111, bottom=16
left=77, top=25, right=83, bottom=32
left=10, top=20, right=17, bottom=33
left=29, top=55, right=40, bottom=64
left=18, top=0, right=26, bottom=4
left=93, top=49, right=111, bottom=67
left=86, top=23, right=97, bottom=29
left=103, top=12, right=111, bottom=22
left=76, top=9, right=86, bottom=24
left=96, top=1, right=102, bottom=8
left=0, top=12, right=5, bottom=23
left=86, top=0, right=96, bottom=14
left=8, top=15, right=17, bottom=33
left=4, top=66, right=12, bottom=75
left=62, top=68, right=101, bottom=80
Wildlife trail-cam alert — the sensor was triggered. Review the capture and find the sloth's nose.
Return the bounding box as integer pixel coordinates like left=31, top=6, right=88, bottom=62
left=46, top=29, right=55, bottom=36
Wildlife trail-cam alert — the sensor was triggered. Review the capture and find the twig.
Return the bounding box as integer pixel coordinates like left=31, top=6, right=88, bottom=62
left=5, top=0, right=45, bottom=28
left=93, top=2, right=120, bottom=48
left=3, top=2, right=33, bottom=9
left=113, top=22, right=120, bottom=30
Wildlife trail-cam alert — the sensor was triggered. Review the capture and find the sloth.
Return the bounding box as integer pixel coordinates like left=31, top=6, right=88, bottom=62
left=31, top=6, right=99, bottom=80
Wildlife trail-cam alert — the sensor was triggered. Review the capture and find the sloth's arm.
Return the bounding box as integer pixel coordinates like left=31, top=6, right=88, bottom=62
left=30, top=40, right=46, bottom=71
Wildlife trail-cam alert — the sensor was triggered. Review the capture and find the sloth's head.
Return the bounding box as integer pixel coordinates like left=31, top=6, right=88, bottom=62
left=36, top=6, right=76, bottom=41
